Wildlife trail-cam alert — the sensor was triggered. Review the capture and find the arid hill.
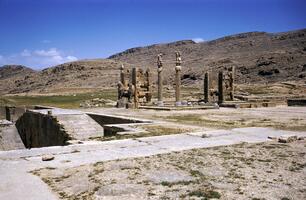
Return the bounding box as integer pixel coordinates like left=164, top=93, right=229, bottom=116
left=0, top=29, right=305, bottom=95
left=109, top=29, right=306, bottom=85
left=0, top=60, right=132, bottom=94
left=0, top=65, right=34, bottom=80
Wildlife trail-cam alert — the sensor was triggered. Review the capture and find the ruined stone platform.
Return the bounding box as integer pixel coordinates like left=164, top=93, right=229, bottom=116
left=220, top=100, right=287, bottom=108
left=18, top=108, right=104, bottom=146
left=33, top=108, right=105, bottom=140
left=1, top=127, right=306, bottom=200
left=138, top=105, right=218, bottom=111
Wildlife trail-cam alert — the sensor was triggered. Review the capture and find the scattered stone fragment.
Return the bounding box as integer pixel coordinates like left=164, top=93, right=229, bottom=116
left=65, top=140, right=83, bottom=145
left=181, top=100, right=188, bottom=106
left=0, top=119, right=13, bottom=127
left=268, top=136, right=278, bottom=140
left=80, top=98, right=116, bottom=108
left=278, top=135, right=298, bottom=143
left=42, top=155, right=55, bottom=161
left=199, top=101, right=206, bottom=105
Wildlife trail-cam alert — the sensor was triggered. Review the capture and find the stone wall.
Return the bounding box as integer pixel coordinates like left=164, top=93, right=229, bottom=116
left=0, top=106, right=33, bottom=121
left=288, top=99, right=306, bottom=106
left=87, top=113, right=143, bottom=125
left=15, top=111, right=71, bottom=148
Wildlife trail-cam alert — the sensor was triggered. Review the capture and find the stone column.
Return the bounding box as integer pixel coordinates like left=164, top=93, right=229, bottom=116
left=229, top=66, right=235, bottom=101
left=175, top=52, right=182, bottom=106
left=157, top=54, right=164, bottom=106
left=145, top=69, right=152, bottom=102
left=5, top=106, right=15, bottom=122
left=218, top=71, right=224, bottom=104
left=204, top=72, right=209, bottom=103
left=5, top=106, right=11, bottom=121
left=120, top=64, right=125, bottom=86
left=132, top=67, right=139, bottom=108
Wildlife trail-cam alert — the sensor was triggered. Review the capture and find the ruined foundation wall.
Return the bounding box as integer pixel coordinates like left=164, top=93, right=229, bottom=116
left=0, top=123, right=25, bottom=151
left=0, top=106, right=33, bottom=121
left=15, top=111, right=71, bottom=148
left=87, top=113, right=143, bottom=126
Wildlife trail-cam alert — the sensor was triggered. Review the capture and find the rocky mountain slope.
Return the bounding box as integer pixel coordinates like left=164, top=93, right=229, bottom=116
left=109, top=29, right=306, bottom=85
left=0, top=29, right=305, bottom=94
left=0, top=65, right=34, bottom=80
left=0, top=60, right=132, bottom=94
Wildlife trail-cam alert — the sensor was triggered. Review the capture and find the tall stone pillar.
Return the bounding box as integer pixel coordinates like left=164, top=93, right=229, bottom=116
left=204, top=72, right=209, bottom=103
left=120, top=64, right=125, bottom=86
left=5, top=106, right=11, bottom=121
left=218, top=71, right=224, bottom=104
left=145, top=69, right=152, bottom=102
left=175, top=52, right=182, bottom=106
left=157, top=54, right=164, bottom=106
left=132, top=67, right=139, bottom=108
left=229, top=66, right=235, bottom=101
left=5, top=106, right=15, bottom=122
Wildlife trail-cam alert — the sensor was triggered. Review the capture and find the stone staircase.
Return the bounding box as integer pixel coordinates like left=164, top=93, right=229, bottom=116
left=56, top=113, right=104, bottom=140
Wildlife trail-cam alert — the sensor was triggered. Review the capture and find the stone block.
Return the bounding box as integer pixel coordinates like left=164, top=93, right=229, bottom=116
left=116, top=99, right=127, bottom=108
left=126, top=103, right=134, bottom=109
left=278, top=135, right=298, bottom=143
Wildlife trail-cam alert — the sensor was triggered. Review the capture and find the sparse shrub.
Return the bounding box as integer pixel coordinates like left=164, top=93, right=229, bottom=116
left=190, top=169, right=204, bottom=177
left=161, top=181, right=172, bottom=187
left=188, top=189, right=221, bottom=199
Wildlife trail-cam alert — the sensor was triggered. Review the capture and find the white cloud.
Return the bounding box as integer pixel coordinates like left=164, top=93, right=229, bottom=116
left=192, top=38, right=205, bottom=43
left=41, top=40, right=51, bottom=44
left=21, top=49, right=31, bottom=57
left=34, top=48, right=59, bottom=57
left=66, top=56, right=78, bottom=62
left=0, top=48, right=78, bottom=69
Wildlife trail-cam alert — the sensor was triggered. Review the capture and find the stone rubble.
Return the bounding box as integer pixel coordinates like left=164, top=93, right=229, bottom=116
left=80, top=98, right=116, bottom=108
left=42, top=155, right=55, bottom=161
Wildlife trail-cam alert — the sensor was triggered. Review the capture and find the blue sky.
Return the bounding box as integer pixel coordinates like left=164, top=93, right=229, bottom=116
left=0, top=0, right=305, bottom=69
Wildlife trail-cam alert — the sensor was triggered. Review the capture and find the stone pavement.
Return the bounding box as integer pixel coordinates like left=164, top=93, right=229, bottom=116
left=1, top=127, right=306, bottom=200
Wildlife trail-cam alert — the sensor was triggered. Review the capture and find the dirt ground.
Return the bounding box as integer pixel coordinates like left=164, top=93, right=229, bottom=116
left=82, top=106, right=306, bottom=132
left=32, top=140, right=306, bottom=200
left=2, top=91, right=306, bottom=200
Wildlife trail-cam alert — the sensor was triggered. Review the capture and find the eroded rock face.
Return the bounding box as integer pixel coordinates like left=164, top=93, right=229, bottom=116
left=302, top=64, right=306, bottom=72
left=0, top=65, right=34, bottom=80
left=258, top=69, right=280, bottom=76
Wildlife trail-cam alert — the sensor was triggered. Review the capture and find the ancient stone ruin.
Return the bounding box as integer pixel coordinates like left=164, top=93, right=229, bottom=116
left=116, top=52, right=236, bottom=109
left=157, top=54, right=164, bottom=106
left=175, top=52, right=182, bottom=106
left=117, top=65, right=152, bottom=109
left=203, top=66, right=235, bottom=104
